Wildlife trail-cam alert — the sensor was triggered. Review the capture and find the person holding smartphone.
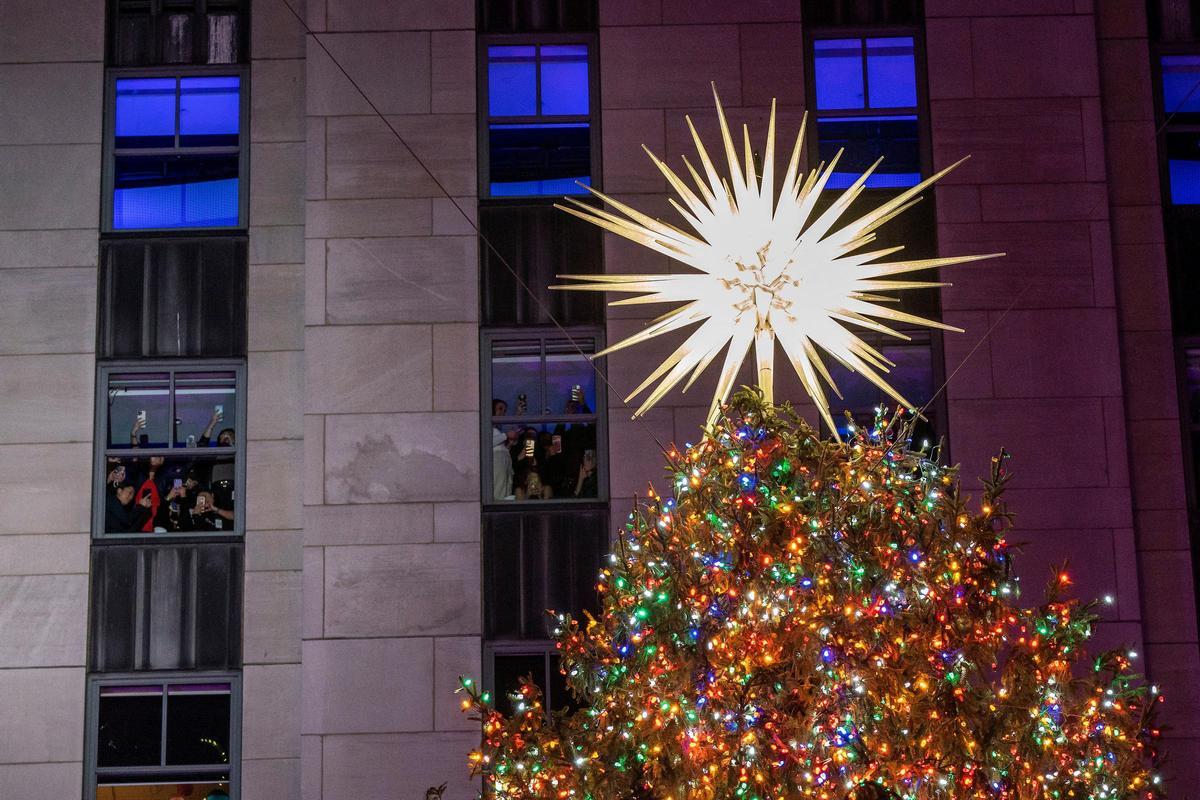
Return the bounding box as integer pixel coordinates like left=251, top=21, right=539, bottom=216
left=573, top=449, right=598, bottom=498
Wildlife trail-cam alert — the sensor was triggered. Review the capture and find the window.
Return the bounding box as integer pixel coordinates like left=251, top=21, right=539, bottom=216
left=109, top=0, right=249, bottom=67
left=480, top=39, right=597, bottom=197
left=95, top=363, right=245, bottom=538
left=483, top=330, right=606, bottom=503
left=90, top=542, right=242, bottom=672
left=821, top=336, right=945, bottom=452
left=105, top=72, right=246, bottom=231
left=478, top=0, right=598, bottom=34
left=810, top=35, right=922, bottom=188
left=86, top=675, right=238, bottom=800
left=802, top=0, right=922, bottom=27
left=1156, top=52, right=1200, bottom=333
left=488, top=647, right=581, bottom=715
left=483, top=509, right=606, bottom=715
left=99, top=238, right=247, bottom=359
left=1183, top=347, right=1200, bottom=510
left=483, top=509, right=606, bottom=639
left=479, top=203, right=603, bottom=325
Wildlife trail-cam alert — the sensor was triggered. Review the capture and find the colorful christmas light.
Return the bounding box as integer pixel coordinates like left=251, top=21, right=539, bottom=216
left=461, top=390, right=1161, bottom=800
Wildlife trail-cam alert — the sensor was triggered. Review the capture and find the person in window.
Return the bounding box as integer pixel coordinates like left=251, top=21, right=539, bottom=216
left=492, top=398, right=515, bottom=500
left=186, top=490, right=226, bottom=532
left=539, top=431, right=568, bottom=496
left=153, top=477, right=194, bottom=532
left=105, top=481, right=153, bottom=532
left=513, top=429, right=552, bottom=500
left=129, top=455, right=166, bottom=533
left=573, top=448, right=598, bottom=498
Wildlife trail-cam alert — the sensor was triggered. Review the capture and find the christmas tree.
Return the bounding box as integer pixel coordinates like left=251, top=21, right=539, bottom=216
left=461, top=390, right=1161, bottom=800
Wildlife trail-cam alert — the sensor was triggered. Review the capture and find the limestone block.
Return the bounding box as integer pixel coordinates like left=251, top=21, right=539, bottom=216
left=246, top=529, right=303, bottom=572
left=432, top=323, right=478, bottom=412
left=302, top=638, right=434, bottom=734
left=248, top=350, right=304, bottom=441
left=250, top=225, right=306, bottom=266
left=251, top=142, right=306, bottom=227
left=325, top=0, right=473, bottom=30
left=432, top=30, right=475, bottom=114
left=243, top=570, right=302, bottom=664
left=0, top=354, right=93, bottom=443
left=304, top=502, right=434, bottom=546
left=0, top=145, right=99, bottom=230
left=303, top=546, right=323, bottom=639
left=0, top=230, right=96, bottom=270
left=243, top=664, right=302, bottom=759
left=986, top=309, right=1122, bottom=398
left=0, top=63, right=102, bottom=144
left=246, top=440, right=305, bottom=530
left=433, top=501, right=479, bottom=543
left=305, top=198, right=432, bottom=238
left=320, top=732, right=478, bottom=800
left=0, top=534, right=88, bottom=576
left=306, top=33, right=430, bottom=116
left=322, top=542, right=480, bottom=637
left=252, top=59, right=305, bottom=144
left=435, top=636, right=481, bottom=731
left=0, top=443, right=90, bottom=534
left=325, top=236, right=477, bottom=325
left=249, top=261, right=305, bottom=352
left=306, top=325, right=433, bottom=414
left=0, top=667, right=84, bottom=762
left=242, top=758, right=301, bottom=800
left=970, top=15, right=1099, bottom=98
left=324, top=412, right=478, bottom=504
left=600, top=26, right=742, bottom=109
left=0, top=0, right=103, bottom=62
left=0, top=574, right=87, bottom=667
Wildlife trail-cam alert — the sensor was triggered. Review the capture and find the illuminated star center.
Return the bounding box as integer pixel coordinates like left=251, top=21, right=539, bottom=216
left=553, top=86, right=1003, bottom=437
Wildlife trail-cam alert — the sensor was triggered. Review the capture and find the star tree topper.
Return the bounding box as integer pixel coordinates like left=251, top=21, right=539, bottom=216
left=553, top=87, right=1002, bottom=436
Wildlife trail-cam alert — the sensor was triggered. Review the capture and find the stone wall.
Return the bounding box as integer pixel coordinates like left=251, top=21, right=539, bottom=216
left=299, top=1, right=481, bottom=797
left=0, top=0, right=103, bottom=794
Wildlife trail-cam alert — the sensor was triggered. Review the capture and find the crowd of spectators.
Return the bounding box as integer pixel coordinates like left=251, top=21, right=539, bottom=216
left=491, top=389, right=597, bottom=501
left=104, top=408, right=236, bottom=533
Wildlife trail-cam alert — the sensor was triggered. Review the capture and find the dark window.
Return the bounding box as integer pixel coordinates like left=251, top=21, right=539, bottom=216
left=1149, top=0, right=1200, bottom=42
left=812, top=36, right=922, bottom=188
left=490, top=649, right=581, bottom=715
left=479, top=203, right=603, bottom=325
left=484, top=330, right=606, bottom=503
left=106, top=72, right=246, bottom=231
left=95, top=363, right=244, bottom=537
left=802, top=0, right=922, bottom=26
left=99, top=238, right=247, bottom=359
left=1183, top=347, right=1200, bottom=511
left=89, top=542, right=242, bottom=672
left=481, top=40, right=597, bottom=198
left=822, top=336, right=944, bottom=450
left=109, top=0, right=249, bottom=67
left=483, top=509, right=606, bottom=639
left=478, top=0, right=598, bottom=33
left=89, top=676, right=237, bottom=799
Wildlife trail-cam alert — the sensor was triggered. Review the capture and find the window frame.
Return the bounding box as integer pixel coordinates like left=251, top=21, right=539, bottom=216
left=483, top=640, right=577, bottom=716
left=1178, top=340, right=1200, bottom=528
left=101, top=65, right=250, bottom=234
left=84, top=671, right=241, bottom=800
left=477, top=32, right=602, bottom=201
left=803, top=24, right=934, bottom=186
left=92, top=359, right=248, bottom=540
left=480, top=326, right=609, bottom=507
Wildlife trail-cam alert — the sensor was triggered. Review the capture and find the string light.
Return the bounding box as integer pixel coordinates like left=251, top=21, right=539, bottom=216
left=459, top=392, right=1161, bottom=800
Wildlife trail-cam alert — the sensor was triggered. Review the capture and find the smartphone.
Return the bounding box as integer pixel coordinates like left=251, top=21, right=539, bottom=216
left=571, top=385, right=583, bottom=403
left=114, top=465, right=126, bottom=482
left=551, top=434, right=562, bottom=455
left=173, top=478, right=183, bottom=490
left=137, top=409, right=147, bottom=425
left=214, top=404, right=224, bottom=419
left=524, top=439, right=535, bottom=458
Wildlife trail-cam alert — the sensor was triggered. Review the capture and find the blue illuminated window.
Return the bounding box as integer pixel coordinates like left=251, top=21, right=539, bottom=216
left=1162, top=55, right=1200, bottom=115
left=812, top=36, right=920, bottom=188
left=486, top=43, right=593, bottom=197
left=1168, top=132, right=1200, bottom=205
left=110, top=75, right=242, bottom=230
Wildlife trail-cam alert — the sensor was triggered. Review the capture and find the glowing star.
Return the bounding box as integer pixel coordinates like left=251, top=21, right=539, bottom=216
left=553, top=87, right=1003, bottom=436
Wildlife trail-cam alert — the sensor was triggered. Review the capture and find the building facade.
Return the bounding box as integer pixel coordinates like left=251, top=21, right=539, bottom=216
left=0, top=0, right=1198, bottom=797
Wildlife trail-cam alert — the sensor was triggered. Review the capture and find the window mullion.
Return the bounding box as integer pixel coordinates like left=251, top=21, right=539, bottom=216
left=860, top=37, right=871, bottom=110
left=159, top=681, right=169, bottom=767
